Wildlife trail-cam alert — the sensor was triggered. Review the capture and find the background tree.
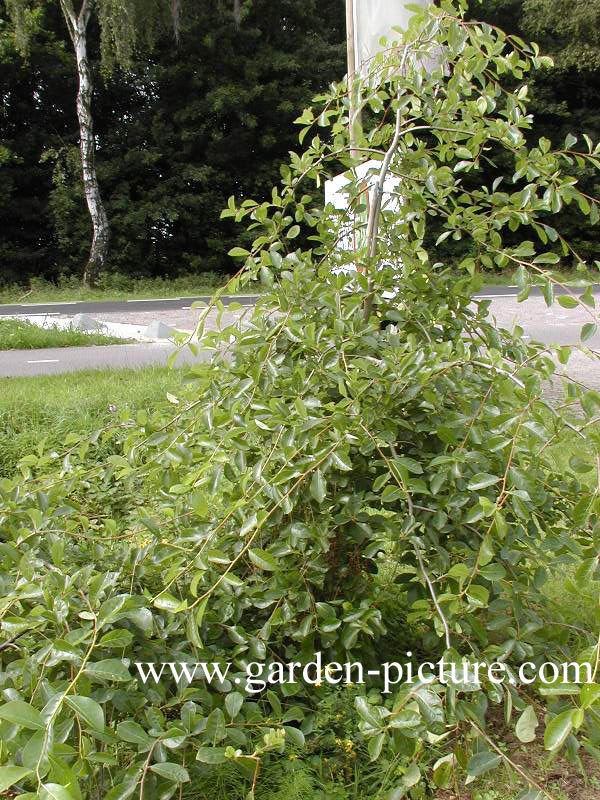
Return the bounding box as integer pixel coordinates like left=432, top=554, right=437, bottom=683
left=473, top=0, right=600, bottom=265
left=0, top=1, right=74, bottom=283
left=3, top=0, right=597, bottom=287
left=4, top=0, right=181, bottom=286
left=0, top=0, right=345, bottom=285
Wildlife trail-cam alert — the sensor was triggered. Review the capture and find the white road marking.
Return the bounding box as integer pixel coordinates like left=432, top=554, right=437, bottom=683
left=477, top=294, right=518, bottom=298
left=27, top=359, right=60, bottom=364
left=127, top=298, right=177, bottom=303
left=19, top=301, right=78, bottom=306
left=180, top=306, right=192, bottom=310
left=23, top=312, right=60, bottom=317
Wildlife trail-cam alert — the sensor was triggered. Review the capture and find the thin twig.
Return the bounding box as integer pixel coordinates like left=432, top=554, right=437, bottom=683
left=415, top=545, right=451, bottom=650
left=470, top=721, right=558, bottom=800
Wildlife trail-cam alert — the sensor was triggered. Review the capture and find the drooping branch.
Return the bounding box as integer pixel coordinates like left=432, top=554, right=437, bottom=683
left=362, top=91, right=404, bottom=321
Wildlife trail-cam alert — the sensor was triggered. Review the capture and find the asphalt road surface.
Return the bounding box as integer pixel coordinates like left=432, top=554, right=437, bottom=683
left=0, top=295, right=259, bottom=318
left=1, top=287, right=599, bottom=379
left=0, top=343, right=213, bottom=378
left=0, top=285, right=595, bottom=318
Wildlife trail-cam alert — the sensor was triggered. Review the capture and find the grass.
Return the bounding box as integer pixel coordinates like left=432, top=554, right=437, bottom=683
left=0, top=366, right=179, bottom=477
left=0, top=318, right=134, bottom=349
left=0, top=273, right=256, bottom=304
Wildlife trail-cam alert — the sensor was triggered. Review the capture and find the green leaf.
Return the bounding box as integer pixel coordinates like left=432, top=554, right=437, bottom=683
left=85, top=659, right=131, bottom=683
left=248, top=548, right=277, bottom=571
left=204, top=707, right=226, bottom=742
left=0, top=766, right=33, bottom=793
left=393, top=457, right=423, bottom=475
left=225, top=692, right=244, bottom=720
left=564, top=134, right=577, bottom=149
left=581, top=683, right=600, bottom=709
left=228, top=247, right=251, bottom=258
left=557, top=295, right=578, bottom=309
left=240, top=514, right=258, bottom=536
left=283, top=725, right=305, bottom=747
left=466, top=584, right=489, bottom=608
left=432, top=757, right=453, bottom=788
left=97, top=595, right=130, bottom=627
left=544, top=709, right=575, bottom=751
left=467, top=473, right=500, bottom=491
left=332, top=451, right=352, bottom=471
left=40, top=785, right=78, bottom=800
left=538, top=682, right=580, bottom=697
left=533, top=252, right=560, bottom=264
left=368, top=732, right=385, bottom=761
left=402, top=763, right=421, bottom=788
left=150, top=763, right=190, bottom=783
left=310, top=469, right=327, bottom=504
left=98, top=629, right=134, bottom=649
left=355, top=697, right=381, bottom=728
left=581, top=323, right=597, bottom=343
left=103, top=783, right=138, bottom=800
left=515, top=706, right=538, bottom=743
left=466, top=752, right=502, bottom=777
left=65, top=696, right=105, bottom=733
left=116, top=720, right=154, bottom=747
left=196, top=747, right=228, bottom=764
left=153, top=593, right=187, bottom=613
left=259, top=266, right=273, bottom=287
left=0, top=700, right=44, bottom=730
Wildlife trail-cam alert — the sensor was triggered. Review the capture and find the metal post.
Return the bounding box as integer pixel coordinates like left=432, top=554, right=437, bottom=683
left=346, top=0, right=359, bottom=159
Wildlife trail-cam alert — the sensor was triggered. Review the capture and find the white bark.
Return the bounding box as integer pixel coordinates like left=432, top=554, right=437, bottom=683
left=233, top=0, right=242, bottom=28
left=61, top=0, right=110, bottom=287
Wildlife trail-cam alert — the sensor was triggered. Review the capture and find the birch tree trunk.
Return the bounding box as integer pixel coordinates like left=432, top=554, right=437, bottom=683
left=233, top=0, right=242, bottom=28
left=61, top=0, right=110, bottom=287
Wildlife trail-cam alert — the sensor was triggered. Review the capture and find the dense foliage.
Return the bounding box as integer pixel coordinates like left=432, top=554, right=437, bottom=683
left=0, top=2, right=599, bottom=798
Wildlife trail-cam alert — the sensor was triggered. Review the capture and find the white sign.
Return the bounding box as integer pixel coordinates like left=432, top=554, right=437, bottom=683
left=325, top=160, right=401, bottom=218
left=354, top=0, right=431, bottom=73
left=325, top=159, right=402, bottom=284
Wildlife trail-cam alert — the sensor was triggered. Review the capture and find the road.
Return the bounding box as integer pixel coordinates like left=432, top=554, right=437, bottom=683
left=1, top=287, right=599, bottom=378
left=0, top=343, right=212, bottom=378
left=0, top=286, right=593, bottom=319
left=0, top=295, right=259, bottom=318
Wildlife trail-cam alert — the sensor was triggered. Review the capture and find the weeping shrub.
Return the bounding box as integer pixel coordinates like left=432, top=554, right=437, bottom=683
left=1, top=1, right=600, bottom=798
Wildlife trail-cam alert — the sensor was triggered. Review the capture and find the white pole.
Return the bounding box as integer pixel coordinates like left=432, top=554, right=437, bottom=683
left=346, top=0, right=359, bottom=158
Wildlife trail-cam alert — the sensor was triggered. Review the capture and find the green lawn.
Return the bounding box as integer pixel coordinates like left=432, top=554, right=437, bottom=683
left=0, top=366, right=179, bottom=477
left=0, top=318, right=134, bottom=349
left=0, top=273, right=256, bottom=304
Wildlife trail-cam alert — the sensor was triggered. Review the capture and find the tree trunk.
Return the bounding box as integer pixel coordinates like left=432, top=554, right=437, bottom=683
left=233, top=0, right=242, bottom=28
left=62, top=0, right=110, bottom=288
